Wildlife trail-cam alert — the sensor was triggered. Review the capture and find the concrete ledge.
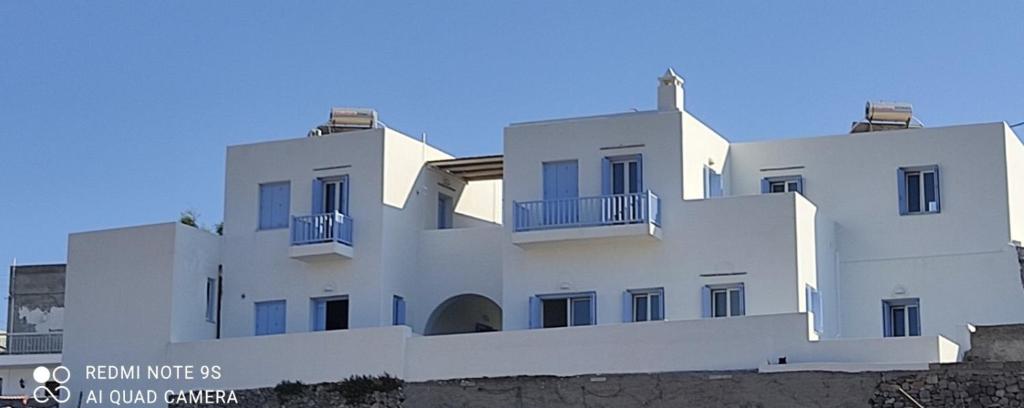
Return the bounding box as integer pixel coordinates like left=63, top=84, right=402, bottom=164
left=758, top=361, right=930, bottom=373
left=0, top=353, right=61, bottom=367
left=512, top=223, right=661, bottom=246
left=288, top=241, right=354, bottom=261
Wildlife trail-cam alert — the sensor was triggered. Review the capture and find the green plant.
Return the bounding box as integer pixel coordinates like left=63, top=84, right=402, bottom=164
left=273, top=380, right=305, bottom=402
left=332, top=374, right=403, bottom=404
left=179, top=209, right=199, bottom=228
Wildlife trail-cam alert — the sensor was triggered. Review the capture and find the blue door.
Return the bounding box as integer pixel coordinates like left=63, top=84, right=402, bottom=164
left=255, top=300, right=286, bottom=335
left=543, top=161, right=578, bottom=226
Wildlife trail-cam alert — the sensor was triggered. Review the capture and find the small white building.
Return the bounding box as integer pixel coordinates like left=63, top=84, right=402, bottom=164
left=59, top=70, right=1024, bottom=398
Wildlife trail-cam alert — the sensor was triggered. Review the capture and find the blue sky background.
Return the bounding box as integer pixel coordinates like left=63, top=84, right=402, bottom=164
left=0, top=1, right=1022, bottom=325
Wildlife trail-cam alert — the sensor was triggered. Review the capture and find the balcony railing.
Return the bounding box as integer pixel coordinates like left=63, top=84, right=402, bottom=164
left=0, top=332, right=62, bottom=354
left=291, top=212, right=354, bottom=246
left=513, top=191, right=661, bottom=232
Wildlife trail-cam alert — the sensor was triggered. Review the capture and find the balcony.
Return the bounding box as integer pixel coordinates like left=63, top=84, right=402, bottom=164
left=0, top=332, right=62, bottom=355
left=289, top=212, right=354, bottom=261
left=512, top=191, right=662, bottom=245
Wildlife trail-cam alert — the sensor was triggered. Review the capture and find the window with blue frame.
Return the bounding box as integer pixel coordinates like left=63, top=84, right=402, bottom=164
left=312, top=176, right=349, bottom=215
left=805, top=285, right=822, bottom=333
left=702, top=283, right=745, bottom=318
left=205, top=278, right=217, bottom=323
left=898, top=166, right=940, bottom=215
left=311, top=296, right=349, bottom=331
left=624, top=288, right=664, bottom=322
left=437, top=193, right=454, bottom=229
left=883, top=298, right=920, bottom=337
left=529, top=292, right=596, bottom=328
left=258, top=182, right=290, bottom=229
left=254, top=300, right=286, bottom=336
left=393, top=295, right=406, bottom=326
left=704, top=166, right=723, bottom=198
left=761, top=175, right=803, bottom=194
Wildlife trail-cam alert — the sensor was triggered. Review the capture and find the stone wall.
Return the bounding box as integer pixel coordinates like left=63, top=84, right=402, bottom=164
left=169, top=378, right=403, bottom=408
left=965, top=324, right=1024, bottom=363
left=871, top=362, right=1024, bottom=407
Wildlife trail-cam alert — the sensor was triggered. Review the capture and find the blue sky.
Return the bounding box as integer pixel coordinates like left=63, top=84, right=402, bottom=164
left=0, top=1, right=1021, bottom=322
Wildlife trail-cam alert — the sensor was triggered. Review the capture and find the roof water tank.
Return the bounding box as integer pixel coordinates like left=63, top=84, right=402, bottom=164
left=865, top=101, right=913, bottom=123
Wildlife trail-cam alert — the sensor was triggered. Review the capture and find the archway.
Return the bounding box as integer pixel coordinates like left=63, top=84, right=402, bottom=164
left=424, top=294, right=502, bottom=336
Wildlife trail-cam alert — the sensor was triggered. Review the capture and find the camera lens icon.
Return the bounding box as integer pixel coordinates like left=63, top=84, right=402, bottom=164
left=32, top=366, right=70, bottom=404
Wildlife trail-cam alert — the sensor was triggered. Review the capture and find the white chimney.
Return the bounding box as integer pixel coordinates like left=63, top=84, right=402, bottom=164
left=657, top=68, right=684, bottom=111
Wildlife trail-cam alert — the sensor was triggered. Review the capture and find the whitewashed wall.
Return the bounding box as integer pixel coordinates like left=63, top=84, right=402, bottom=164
left=730, top=122, right=1024, bottom=345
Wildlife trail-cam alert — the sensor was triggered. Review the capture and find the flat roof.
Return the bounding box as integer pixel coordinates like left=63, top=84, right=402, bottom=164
left=427, top=154, right=503, bottom=181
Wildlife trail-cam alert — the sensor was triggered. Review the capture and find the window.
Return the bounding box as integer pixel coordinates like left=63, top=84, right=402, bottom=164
left=529, top=292, right=596, bottom=328
left=898, top=166, right=940, bottom=215
left=704, top=166, right=723, bottom=198
left=761, top=176, right=802, bottom=194
left=806, top=285, right=822, bottom=333
left=312, top=176, right=349, bottom=215
left=702, top=284, right=744, bottom=318
left=254, top=300, right=286, bottom=336
left=605, top=156, right=642, bottom=195
left=258, top=182, right=290, bottom=229
left=393, top=296, right=406, bottom=326
left=205, top=278, right=217, bottom=323
left=311, top=297, right=349, bottom=331
left=624, top=288, right=664, bottom=322
left=437, top=193, right=454, bottom=229
left=883, top=298, right=920, bottom=337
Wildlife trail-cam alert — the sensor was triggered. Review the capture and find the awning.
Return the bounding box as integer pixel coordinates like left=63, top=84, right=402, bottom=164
left=427, top=154, right=503, bottom=181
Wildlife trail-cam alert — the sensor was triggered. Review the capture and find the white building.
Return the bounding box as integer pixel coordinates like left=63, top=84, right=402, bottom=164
left=59, top=70, right=1024, bottom=399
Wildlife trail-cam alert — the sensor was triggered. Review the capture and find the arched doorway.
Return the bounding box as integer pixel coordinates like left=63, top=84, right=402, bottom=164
left=424, top=294, right=502, bottom=336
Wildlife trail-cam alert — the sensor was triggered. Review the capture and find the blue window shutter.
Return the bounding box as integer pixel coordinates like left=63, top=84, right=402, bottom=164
left=636, top=155, right=644, bottom=192
left=805, top=286, right=812, bottom=313
left=393, top=296, right=406, bottom=326
left=760, top=178, right=770, bottom=194
left=601, top=158, right=611, bottom=195
left=932, top=167, right=941, bottom=213
left=700, top=286, right=711, bottom=318
left=314, top=300, right=326, bottom=331
left=795, top=176, right=804, bottom=194
left=882, top=301, right=892, bottom=337
left=312, top=179, right=324, bottom=214
left=736, top=283, right=746, bottom=316
left=622, top=291, right=633, bottom=323
left=529, top=296, right=541, bottom=329
left=274, top=301, right=286, bottom=334
left=276, top=184, right=290, bottom=228
left=259, top=186, right=273, bottom=229
left=897, top=168, right=908, bottom=215
left=341, top=175, right=350, bottom=214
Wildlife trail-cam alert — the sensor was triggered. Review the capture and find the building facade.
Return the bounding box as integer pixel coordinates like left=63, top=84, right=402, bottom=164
left=59, top=70, right=1024, bottom=399
left=0, top=263, right=64, bottom=396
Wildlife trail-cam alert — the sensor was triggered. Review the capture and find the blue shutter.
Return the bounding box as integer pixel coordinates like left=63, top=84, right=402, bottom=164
left=529, top=296, right=541, bottom=329
left=393, top=296, right=406, bottom=326
left=805, top=286, right=812, bottom=313
left=259, top=186, right=273, bottom=229
left=341, top=175, right=350, bottom=215
left=932, top=167, right=941, bottom=213
left=636, top=155, right=643, bottom=192
left=897, top=168, right=908, bottom=215
left=312, top=179, right=324, bottom=214
left=273, top=301, right=286, bottom=334
left=795, top=176, right=804, bottom=194
left=737, top=283, right=746, bottom=316
left=700, top=286, right=711, bottom=318
left=882, top=301, right=892, bottom=337
left=760, top=178, right=770, bottom=194
left=314, top=300, right=326, bottom=331
left=622, top=291, right=633, bottom=323
left=601, top=158, right=611, bottom=195
left=543, top=163, right=558, bottom=200
left=276, top=184, right=290, bottom=228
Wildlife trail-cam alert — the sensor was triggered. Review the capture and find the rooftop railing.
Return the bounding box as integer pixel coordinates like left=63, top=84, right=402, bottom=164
left=513, top=191, right=661, bottom=232
left=0, top=332, right=62, bottom=354
left=291, top=212, right=354, bottom=246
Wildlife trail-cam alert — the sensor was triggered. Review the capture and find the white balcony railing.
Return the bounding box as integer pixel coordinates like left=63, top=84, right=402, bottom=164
left=513, top=191, right=661, bottom=232
left=291, top=212, right=354, bottom=246
left=0, top=332, right=62, bottom=354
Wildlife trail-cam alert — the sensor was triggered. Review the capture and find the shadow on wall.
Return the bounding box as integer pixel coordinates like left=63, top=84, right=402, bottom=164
left=424, top=294, right=502, bottom=336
